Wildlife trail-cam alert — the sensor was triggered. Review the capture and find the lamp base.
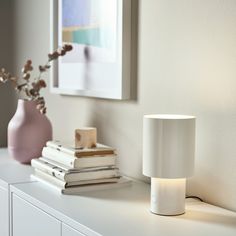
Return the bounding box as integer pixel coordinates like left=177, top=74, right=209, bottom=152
left=150, top=178, right=186, bottom=216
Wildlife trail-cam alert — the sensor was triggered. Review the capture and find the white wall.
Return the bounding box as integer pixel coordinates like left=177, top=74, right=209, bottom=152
left=8, top=0, right=236, bottom=212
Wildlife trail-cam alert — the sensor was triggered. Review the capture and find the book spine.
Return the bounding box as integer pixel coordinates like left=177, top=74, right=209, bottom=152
left=40, top=157, right=70, bottom=171
left=62, top=178, right=131, bottom=195
left=34, top=169, right=66, bottom=189
left=65, top=169, right=119, bottom=182
left=42, top=147, right=75, bottom=168
left=46, top=141, right=75, bottom=156
left=42, top=147, right=117, bottom=169
left=31, top=159, right=66, bottom=181
left=46, top=141, right=116, bottom=157
left=75, top=156, right=116, bottom=169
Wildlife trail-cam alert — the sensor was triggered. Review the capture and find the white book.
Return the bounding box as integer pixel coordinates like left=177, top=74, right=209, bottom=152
left=31, top=174, right=132, bottom=195
left=34, top=169, right=120, bottom=189
left=40, top=157, right=72, bottom=171
left=42, top=147, right=117, bottom=169
left=46, top=140, right=116, bottom=157
left=31, top=158, right=119, bottom=182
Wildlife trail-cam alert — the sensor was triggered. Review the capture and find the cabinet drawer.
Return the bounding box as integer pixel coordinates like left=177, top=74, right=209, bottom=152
left=62, top=223, right=86, bottom=236
left=12, top=194, right=61, bottom=236
left=0, top=185, right=8, bottom=236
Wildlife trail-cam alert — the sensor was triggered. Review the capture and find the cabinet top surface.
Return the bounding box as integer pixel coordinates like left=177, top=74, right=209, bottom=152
left=1, top=148, right=236, bottom=236
left=0, top=148, right=33, bottom=186
left=11, top=180, right=236, bottom=236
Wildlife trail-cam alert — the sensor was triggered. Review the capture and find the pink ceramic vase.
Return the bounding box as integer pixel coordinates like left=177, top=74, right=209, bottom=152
left=8, top=99, right=52, bottom=164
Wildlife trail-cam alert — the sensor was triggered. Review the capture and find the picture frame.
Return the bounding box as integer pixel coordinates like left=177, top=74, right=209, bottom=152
left=50, top=0, right=131, bottom=99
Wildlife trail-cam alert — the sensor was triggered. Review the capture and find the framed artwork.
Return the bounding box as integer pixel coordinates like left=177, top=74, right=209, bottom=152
left=50, top=0, right=131, bottom=99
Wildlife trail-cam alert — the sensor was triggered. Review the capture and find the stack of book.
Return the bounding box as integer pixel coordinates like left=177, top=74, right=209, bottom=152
left=31, top=140, right=130, bottom=194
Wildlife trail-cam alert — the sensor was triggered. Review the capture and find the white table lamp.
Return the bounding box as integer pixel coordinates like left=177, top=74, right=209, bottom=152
left=143, top=114, right=196, bottom=216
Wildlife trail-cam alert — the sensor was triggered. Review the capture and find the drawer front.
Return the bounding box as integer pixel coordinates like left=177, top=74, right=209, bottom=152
left=0, top=186, right=8, bottom=236
left=12, top=194, right=61, bottom=236
left=62, top=223, right=86, bottom=236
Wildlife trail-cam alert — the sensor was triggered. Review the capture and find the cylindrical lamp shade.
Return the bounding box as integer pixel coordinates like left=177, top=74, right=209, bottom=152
left=143, top=115, right=195, bottom=178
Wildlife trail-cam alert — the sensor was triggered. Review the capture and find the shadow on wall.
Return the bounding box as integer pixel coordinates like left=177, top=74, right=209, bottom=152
left=82, top=0, right=141, bottom=177
left=130, top=0, right=139, bottom=101
left=82, top=0, right=140, bottom=141
left=0, top=85, right=16, bottom=147
left=0, top=0, right=17, bottom=147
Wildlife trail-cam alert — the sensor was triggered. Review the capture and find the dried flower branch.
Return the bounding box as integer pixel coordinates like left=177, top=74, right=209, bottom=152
left=0, top=44, right=73, bottom=114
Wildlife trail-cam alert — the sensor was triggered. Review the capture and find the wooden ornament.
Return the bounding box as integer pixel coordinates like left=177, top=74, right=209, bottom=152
left=75, top=127, right=97, bottom=148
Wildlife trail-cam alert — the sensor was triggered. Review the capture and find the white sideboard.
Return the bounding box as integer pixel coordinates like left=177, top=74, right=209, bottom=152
left=0, top=149, right=34, bottom=236
left=0, top=148, right=236, bottom=236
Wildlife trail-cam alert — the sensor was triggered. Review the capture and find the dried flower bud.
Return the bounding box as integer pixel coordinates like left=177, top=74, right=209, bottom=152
left=29, top=88, right=39, bottom=96
left=39, top=64, right=51, bottom=70
left=23, top=73, right=30, bottom=80
left=25, top=65, right=33, bottom=71
left=48, top=53, right=53, bottom=60
left=37, top=96, right=44, bottom=102
left=60, top=50, right=66, bottom=56
left=37, top=100, right=45, bottom=106
left=32, top=82, right=39, bottom=91
left=38, top=79, right=46, bottom=88
left=21, top=67, right=26, bottom=73
left=39, top=65, right=46, bottom=72
left=0, top=45, right=73, bottom=115
left=63, top=44, right=73, bottom=51
left=22, top=62, right=33, bottom=74
left=52, top=51, right=59, bottom=59
left=48, top=51, right=59, bottom=61
left=27, top=60, right=32, bottom=65
left=40, top=107, right=47, bottom=114
left=17, top=83, right=27, bottom=91
left=0, top=68, right=17, bottom=84
left=36, top=103, right=44, bottom=110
